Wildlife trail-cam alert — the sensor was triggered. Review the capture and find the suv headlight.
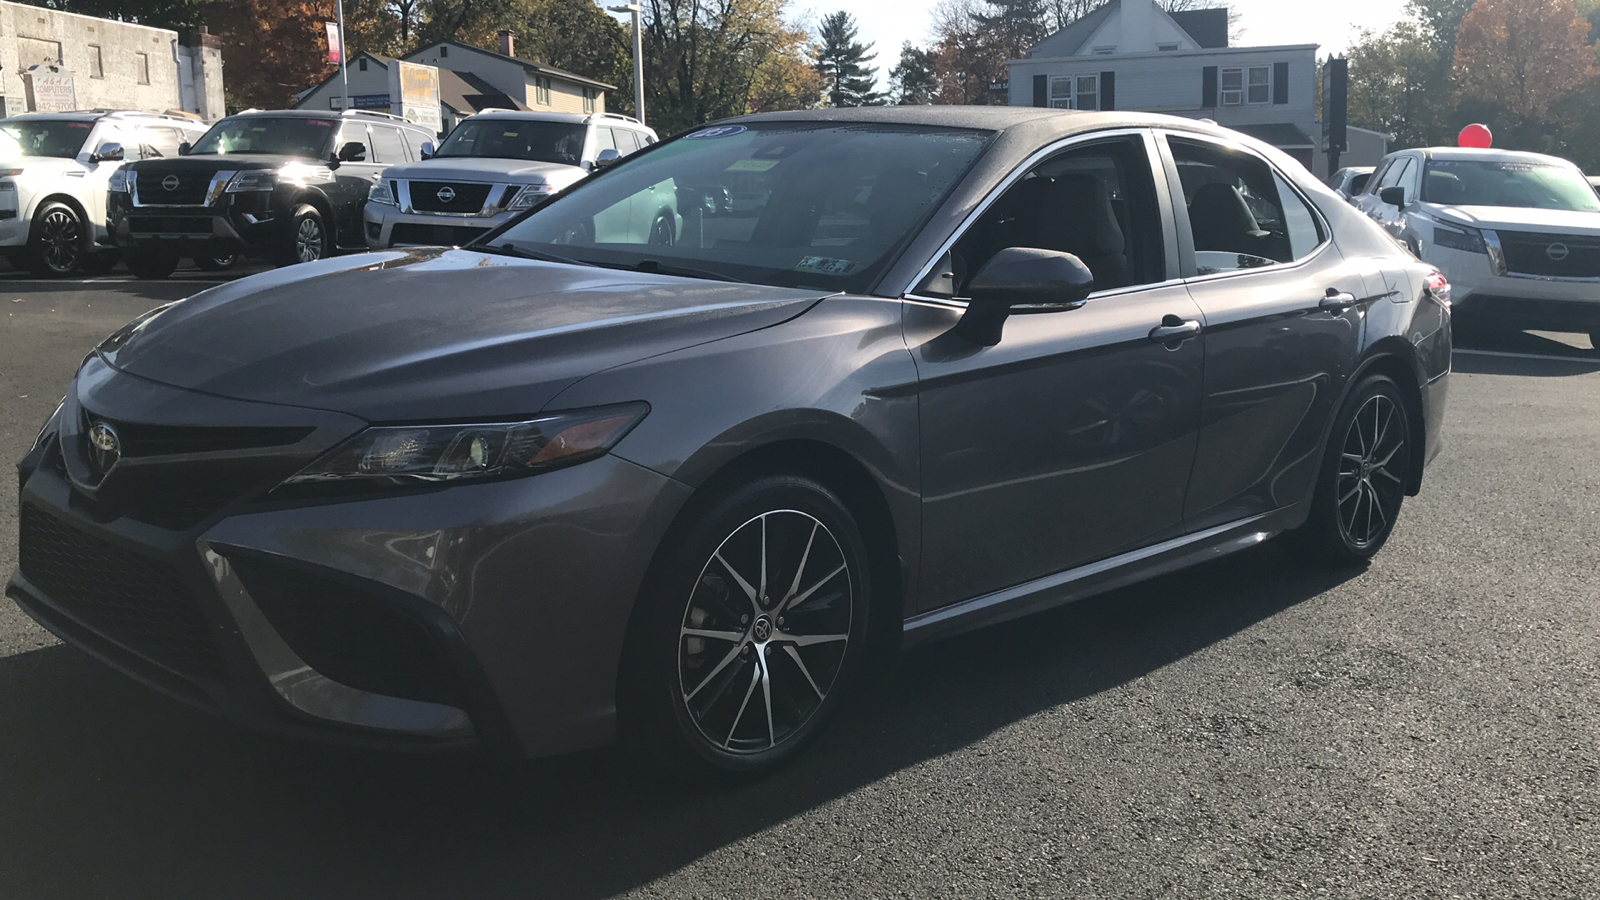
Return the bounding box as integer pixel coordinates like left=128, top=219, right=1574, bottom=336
left=1428, top=219, right=1486, bottom=255
left=368, top=180, right=396, bottom=206
left=279, top=403, right=648, bottom=489
left=508, top=183, right=557, bottom=210
left=226, top=170, right=277, bottom=193
left=109, top=167, right=133, bottom=193
left=33, top=400, right=65, bottom=451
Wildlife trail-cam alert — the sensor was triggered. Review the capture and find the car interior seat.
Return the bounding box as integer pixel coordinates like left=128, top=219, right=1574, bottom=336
left=1189, top=182, right=1272, bottom=258
left=1035, top=174, right=1130, bottom=289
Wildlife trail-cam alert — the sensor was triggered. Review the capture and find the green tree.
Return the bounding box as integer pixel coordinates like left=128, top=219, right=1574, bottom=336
left=970, top=0, right=1047, bottom=62
left=889, top=42, right=939, bottom=105
left=814, top=11, right=882, bottom=107
left=1345, top=19, right=1453, bottom=149
left=1405, top=0, right=1478, bottom=53
left=642, top=0, right=818, bottom=134
left=1454, top=0, right=1599, bottom=125
left=516, top=0, right=635, bottom=115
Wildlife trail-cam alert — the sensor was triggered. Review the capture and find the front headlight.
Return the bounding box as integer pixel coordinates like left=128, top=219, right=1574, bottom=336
left=1428, top=220, right=1486, bottom=255
left=368, top=181, right=396, bottom=206
left=226, top=170, right=277, bottom=193
left=109, top=167, right=133, bottom=193
left=33, top=400, right=64, bottom=451
left=280, top=403, right=648, bottom=488
left=508, top=183, right=557, bottom=209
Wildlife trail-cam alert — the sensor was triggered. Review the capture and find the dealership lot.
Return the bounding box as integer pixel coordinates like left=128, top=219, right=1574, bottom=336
left=0, top=277, right=1596, bottom=899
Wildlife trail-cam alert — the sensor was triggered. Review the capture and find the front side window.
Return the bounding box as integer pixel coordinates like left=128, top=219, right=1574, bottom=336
left=1049, top=74, right=1099, bottom=110
left=433, top=119, right=586, bottom=165
left=0, top=119, right=93, bottom=158
left=1422, top=158, right=1600, bottom=212
left=1170, top=137, right=1324, bottom=274
left=491, top=123, right=990, bottom=293
left=188, top=116, right=339, bottom=157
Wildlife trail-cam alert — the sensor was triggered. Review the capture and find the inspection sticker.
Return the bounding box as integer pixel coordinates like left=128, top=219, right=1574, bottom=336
left=727, top=159, right=778, bottom=172
left=794, top=256, right=857, bottom=275
left=686, top=125, right=747, bottom=139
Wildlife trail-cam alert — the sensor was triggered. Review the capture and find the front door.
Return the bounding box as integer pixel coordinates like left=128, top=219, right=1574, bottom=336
left=332, top=122, right=383, bottom=248
left=909, top=133, right=1206, bottom=611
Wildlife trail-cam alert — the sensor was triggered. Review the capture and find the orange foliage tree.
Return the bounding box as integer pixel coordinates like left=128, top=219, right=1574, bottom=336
left=1453, top=0, right=1600, bottom=125
left=208, top=0, right=399, bottom=111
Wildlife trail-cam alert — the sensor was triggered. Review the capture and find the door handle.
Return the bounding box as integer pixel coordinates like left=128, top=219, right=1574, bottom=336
left=1148, top=316, right=1202, bottom=344
left=1320, top=289, right=1360, bottom=312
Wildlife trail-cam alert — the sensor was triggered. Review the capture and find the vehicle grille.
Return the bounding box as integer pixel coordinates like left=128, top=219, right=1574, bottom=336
left=408, top=181, right=492, bottom=214
left=18, top=504, right=225, bottom=678
left=128, top=216, right=214, bottom=235
left=134, top=173, right=213, bottom=207
left=1499, top=231, right=1600, bottom=279
left=390, top=222, right=490, bottom=246
left=88, top=416, right=313, bottom=458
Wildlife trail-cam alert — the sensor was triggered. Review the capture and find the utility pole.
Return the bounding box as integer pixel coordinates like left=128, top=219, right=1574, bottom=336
left=336, top=0, right=350, bottom=113
left=607, top=4, right=645, bottom=125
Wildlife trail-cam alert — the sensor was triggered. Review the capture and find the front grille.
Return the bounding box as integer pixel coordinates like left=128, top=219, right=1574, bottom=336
left=18, top=505, right=225, bottom=678
left=134, top=173, right=213, bottom=207
left=408, top=181, right=492, bottom=214
left=128, top=215, right=213, bottom=235
left=1500, top=231, right=1600, bottom=278
left=231, top=556, right=462, bottom=707
left=87, top=416, right=313, bottom=458
left=391, top=222, right=490, bottom=246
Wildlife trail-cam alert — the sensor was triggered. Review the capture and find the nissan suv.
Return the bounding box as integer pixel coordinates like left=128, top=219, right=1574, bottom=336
left=0, top=110, right=208, bottom=276
left=363, top=111, right=656, bottom=249
left=108, top=109, right=435, bottom=278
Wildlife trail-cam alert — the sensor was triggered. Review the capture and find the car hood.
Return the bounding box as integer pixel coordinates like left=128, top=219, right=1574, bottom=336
left=2, top=156, right=86, bottom=174
left=130, top=154, right=312, bottom=176
left=100, top=248, right=829, bottom=422
left=1425, top=203, right=1600, bottom=235
left=387, top=156, right=586, bottom=185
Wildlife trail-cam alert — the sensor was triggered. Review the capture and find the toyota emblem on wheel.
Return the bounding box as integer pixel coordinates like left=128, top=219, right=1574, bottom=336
left=436, top=186, right=456, bottom=203
left=87, top=420, right=121, bottom=475
left=1547, top=242, right=1570, bottom=261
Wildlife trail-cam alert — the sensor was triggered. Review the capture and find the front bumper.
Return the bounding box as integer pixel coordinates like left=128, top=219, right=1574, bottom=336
left=108, top=190, right=286, bottom=257
left=363, top=202, right=514, bottom=250
left=0, top=184, right=23, bottom=247
left=1426, top=244, right=1600, bottom=330
left=9, top=364, right=692, bottom=757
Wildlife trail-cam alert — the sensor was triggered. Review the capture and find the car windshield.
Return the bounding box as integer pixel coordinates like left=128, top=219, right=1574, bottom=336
left=488, top=123, right=990, bottom=293
left=0, top=119, right=94, bottom=158
left=188, top=116, right=337, bottom=157
left=1423, top=158, right=1600, bottom=212
left=434, top=119, right=587, bottom=165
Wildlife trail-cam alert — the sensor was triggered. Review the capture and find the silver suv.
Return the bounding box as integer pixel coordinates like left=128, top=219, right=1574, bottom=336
left=363, top=111, right=657, bottom=249
left=0, top=110, right=208, bottom=275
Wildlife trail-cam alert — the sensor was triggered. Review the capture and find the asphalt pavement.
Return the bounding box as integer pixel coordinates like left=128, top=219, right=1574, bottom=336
left=0, top=275, right=1596, bottom=899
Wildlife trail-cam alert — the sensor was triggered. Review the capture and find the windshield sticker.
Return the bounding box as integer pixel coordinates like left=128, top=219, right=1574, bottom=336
left=727, top=159, right=778, bottom=172
left=65, top=123, right=92, bottom=129
left=794, top=256, right=857, bottom=275
left=686, top=125, right=747, bottom=140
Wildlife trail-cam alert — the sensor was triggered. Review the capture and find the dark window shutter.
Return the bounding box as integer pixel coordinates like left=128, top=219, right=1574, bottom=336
left=1033, top=74, right=1048, bottom=108
left=1273, top=62, right=1290, bottom=104
left=1100, top=71, right=1115, bottom=111
left=1202, top=66, right=1218, bottom=107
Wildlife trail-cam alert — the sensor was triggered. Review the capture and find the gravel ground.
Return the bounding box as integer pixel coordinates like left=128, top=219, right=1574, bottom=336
left=0, top=279, right=1596, bottom=900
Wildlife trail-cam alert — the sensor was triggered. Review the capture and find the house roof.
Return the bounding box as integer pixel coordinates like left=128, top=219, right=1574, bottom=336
left=402, top=41, right=616, bottom=92
left=1231, top=123, right=1314, bottom=148
left=1027, top=1, right=1119, bottom=58
left=1169, top=9, right=1229, bottom=49
left=438, top=69, right=529, bottom=115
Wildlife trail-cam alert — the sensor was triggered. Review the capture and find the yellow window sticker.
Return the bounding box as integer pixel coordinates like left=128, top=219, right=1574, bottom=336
left=727, top=159, right=779, bottom=172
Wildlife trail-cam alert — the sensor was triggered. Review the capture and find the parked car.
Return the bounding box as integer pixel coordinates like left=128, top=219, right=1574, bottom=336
left=1326, top=166, right=1374, bottom=201
left=364, top=111, right=656, bottom=249
left=107, top=109, right=435, bottom=278
left=0, top=110, right=208, bottom=276
left=11, top=108, right=1450, bottom=776
left=1354, top=146, right=1600, bottom=347
left=1588, top=174, right=1600, bottom=199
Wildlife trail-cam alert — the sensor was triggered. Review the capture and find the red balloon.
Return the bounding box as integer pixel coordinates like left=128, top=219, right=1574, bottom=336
left=1459, top=123, right=1493, bottom=149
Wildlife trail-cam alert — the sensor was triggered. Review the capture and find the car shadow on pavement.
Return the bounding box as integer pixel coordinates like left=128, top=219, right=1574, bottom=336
left=0, top=542, right=1360, bottom=900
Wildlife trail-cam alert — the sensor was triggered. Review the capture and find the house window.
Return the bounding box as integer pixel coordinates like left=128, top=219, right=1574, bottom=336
left=1221, top=65, right=1271, bottom=105
left=135, top=52, right=150, bottom=84
left=1158, top=43, right=1179, bottom=52
left=1247, top=65, right=1271, bottom=103
left=358, top=57, right=368, bottom=71
left=439, top=44, right=449, bottom=57
left=1049, top=74, right=1099, bottom=110
left=535, top=77, right=551, bottom=105
left=88, top=45, right=104, bottom=78
left=582, top=87, right=596, bottom=114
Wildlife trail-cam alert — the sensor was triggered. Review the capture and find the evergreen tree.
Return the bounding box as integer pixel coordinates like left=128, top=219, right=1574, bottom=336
left=970, top=0, right=1048, bottom=62
left=889, top=42, right=940, bottom=105
left=814, top=11, right=883, bottom=107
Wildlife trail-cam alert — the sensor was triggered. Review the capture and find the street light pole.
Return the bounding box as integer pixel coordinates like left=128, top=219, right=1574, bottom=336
left=607, top=3, right=645, bottom=125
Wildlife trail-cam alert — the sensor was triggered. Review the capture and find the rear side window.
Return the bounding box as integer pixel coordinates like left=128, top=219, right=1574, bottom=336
left=1169, top=137, right=1323, bottom=274
left=369, top=124, right=408, bottom=163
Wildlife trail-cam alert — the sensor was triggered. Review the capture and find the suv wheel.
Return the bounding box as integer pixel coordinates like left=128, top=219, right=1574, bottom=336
left=277, top=204, right=328, bottom=267
left=194, top=253, right=238, bottom=272
left=648, top=212, right=675, bottom=246
left=125, top=251, right=179, bottom=280
left=27, top=201, right=87, bottom=276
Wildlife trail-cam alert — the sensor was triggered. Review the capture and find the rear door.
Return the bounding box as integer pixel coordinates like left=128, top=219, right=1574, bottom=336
left=331, top=121, right=382, bottom=248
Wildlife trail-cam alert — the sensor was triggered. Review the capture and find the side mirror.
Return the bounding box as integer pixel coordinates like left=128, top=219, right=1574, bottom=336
left=955, top=247, right=1094, bottom=346
left=91, top=142, right=124, bottom=163
left=337, top=141, right=367, bottom=162
left=178, top=141, right=192, bottom=156
left=1379, top=186, right=1407, bottom=207
left=594, top=148, right=622, bottom=170
left=420, top=141, right=435, bottom=160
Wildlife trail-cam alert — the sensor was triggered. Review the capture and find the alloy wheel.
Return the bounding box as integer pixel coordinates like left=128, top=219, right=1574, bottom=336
left=296, top=218, right=324, bottom=263
left=38, top=207, right=83, bottom=273
left=678, top=509, right=853, bottom=754
left=648, top=214, right=674, bottom=246
left=1336, top=393, right=1407, bottom=549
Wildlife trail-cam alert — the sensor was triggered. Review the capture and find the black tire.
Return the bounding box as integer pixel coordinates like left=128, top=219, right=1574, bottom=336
left=621, top=473, right=872, bottom=777
left=193, top=252, right=237, bottom=272
left=276, top=204, right=328, bottom=267
left=1286, top=374, right=1413, bottom=566
left=26, top=201, right=87, bottom=276
left=124, top=250, right=179, bottom=280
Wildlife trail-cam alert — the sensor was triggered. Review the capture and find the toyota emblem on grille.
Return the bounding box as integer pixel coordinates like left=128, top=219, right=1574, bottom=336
left=87, top=421, right=121, bottom=474
left=1547, top=242, right=1570, bottom=261
left=436, top=186, right=457, bottom=203
left=162, top=175, right=180, bottom=191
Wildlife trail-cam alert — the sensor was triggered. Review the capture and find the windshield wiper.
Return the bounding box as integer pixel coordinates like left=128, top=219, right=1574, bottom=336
left=593, top=258, right=747, bottom=284
left=477, top=242, right=596, bottom=268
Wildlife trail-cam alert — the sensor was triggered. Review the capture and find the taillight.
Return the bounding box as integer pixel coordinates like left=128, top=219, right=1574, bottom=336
left=1425, top=271, right=1451, bottom=306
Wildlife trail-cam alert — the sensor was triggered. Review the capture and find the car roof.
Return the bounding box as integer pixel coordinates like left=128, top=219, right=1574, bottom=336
left=468, top=110, right=652, bottom=131
left=719, top=106, right=1263, bottom=146
left=1413, top=146, right=1577, bottom=167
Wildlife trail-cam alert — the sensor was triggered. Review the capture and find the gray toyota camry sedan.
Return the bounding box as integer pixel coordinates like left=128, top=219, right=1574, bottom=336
left=10, top=107, right=1450, bottom=775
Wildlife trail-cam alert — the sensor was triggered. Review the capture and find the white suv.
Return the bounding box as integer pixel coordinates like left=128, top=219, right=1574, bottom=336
left=364, top=111, right=657, bottom=249
left=1354, top=146, right=1600, bottom=347
left=0, top=110, right=209, bottom=276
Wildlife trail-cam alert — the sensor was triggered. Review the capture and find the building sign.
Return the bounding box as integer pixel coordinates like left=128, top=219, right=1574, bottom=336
left=988, top=80, right=1010, bottom=94
left=389, top=61, right=442, bottom=134
left=23, top=70, right=76, bottom=113
left=331, top=94, right=392, bottom=111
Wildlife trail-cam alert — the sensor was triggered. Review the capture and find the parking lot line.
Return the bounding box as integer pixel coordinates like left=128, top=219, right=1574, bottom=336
left=1453, top=348, right=1599, bottom=364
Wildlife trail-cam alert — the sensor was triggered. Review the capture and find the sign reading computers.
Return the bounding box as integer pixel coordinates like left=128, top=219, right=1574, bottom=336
left=389, top=61, right=442, bottom=135
left=23, top=69, right=77, bottom=113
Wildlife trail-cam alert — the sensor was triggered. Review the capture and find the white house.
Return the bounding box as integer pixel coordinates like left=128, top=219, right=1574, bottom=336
left=403, top=33, right=612, bottom=118
left=1007, top=0, right=1326, bottom=176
